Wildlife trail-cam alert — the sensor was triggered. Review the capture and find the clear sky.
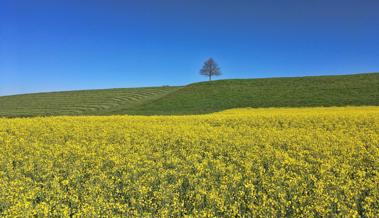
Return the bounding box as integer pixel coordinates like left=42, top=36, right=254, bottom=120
left=1, top=0, right=378, bottom=96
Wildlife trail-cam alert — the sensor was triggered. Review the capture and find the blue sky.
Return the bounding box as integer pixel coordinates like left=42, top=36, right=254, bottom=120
left=1, top=0, right=379, bottom=96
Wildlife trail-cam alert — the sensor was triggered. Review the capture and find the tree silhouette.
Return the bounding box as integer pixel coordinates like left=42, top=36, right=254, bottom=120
left=200, top=58, right=221, bottom=81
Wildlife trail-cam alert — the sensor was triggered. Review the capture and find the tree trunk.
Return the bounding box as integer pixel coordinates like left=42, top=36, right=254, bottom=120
left=209, top=75, right=211, bottom=81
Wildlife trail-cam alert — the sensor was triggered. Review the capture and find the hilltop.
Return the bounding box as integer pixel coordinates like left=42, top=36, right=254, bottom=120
left=1, top=73, right=378, bottom=117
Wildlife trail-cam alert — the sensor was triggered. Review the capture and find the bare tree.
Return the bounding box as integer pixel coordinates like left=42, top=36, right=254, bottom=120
left=200, top=58, right=221, bottom=81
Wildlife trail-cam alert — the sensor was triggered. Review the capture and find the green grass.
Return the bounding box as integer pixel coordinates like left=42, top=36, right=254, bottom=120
left=0, top=87, right=180, bottom=117
left=125, top=73, right=379, bottom=115
left=1, top=73, right=378, bottom=117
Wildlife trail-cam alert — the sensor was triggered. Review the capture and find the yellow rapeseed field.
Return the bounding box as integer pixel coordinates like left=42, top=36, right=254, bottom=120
left=0, top=107, right=378, bottom=217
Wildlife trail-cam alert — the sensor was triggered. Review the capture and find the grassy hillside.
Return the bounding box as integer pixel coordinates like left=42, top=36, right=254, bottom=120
left=0, top=87, right=179, bottom=117
left=1, top=73, right=378, bottom=117
left=126, top=73, right=379, bottom=115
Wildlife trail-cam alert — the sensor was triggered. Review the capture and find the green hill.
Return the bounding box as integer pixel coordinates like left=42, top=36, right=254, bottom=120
left=0, top=87, right=180, bottom=117
left=125, top=73, right=379, bottom=115
left=0, top=73, right=378, bottom=117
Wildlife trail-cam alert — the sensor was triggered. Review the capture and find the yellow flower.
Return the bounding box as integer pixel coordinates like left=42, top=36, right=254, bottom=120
left=0, top=106, right=378, bottom=217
